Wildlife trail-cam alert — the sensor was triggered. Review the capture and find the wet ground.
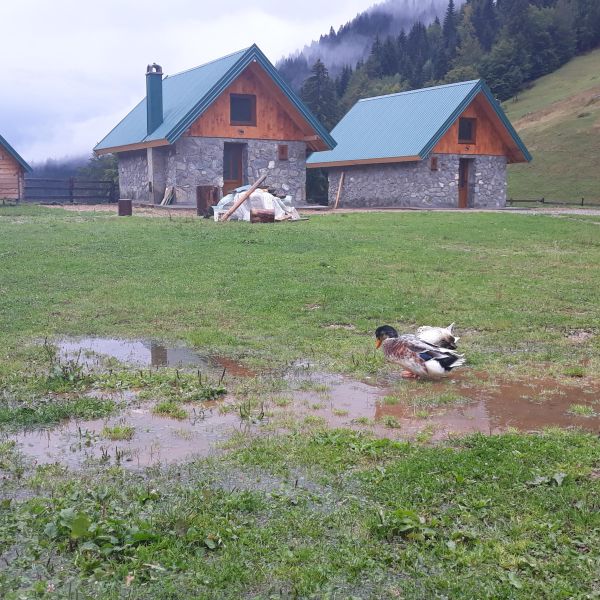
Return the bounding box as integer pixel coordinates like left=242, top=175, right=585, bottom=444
left=8, top=338, right=600, bottom=470
left=58, top=336, right=254, bottom=377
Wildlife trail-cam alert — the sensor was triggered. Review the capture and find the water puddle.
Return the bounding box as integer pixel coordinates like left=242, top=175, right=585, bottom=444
left=13, top=397, right=244, bottom=469
left=56, top=337, right=253, bottom=376
left=282, top=372, right=599, bottom=441
left=10, top=354, right=599, bottom=470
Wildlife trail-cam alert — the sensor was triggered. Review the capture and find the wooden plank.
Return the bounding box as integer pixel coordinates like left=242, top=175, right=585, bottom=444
left=220, top=174, right=267, bottom=222
left=94, top=138, right=170, bottom=156
left=333, top=171, right=345, bottom=210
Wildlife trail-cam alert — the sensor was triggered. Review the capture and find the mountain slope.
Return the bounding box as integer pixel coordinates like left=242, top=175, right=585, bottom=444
left=505, top=48, right=600, bottom=202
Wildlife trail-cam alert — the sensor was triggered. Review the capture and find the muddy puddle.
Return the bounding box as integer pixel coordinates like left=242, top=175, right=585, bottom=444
left=57, top=337, right=254, bottom=377
left=13, top=397, right=244, bottom=469
left=10, top=354, right=599, bottom=470
left=283, top=371, right=599, bottom=440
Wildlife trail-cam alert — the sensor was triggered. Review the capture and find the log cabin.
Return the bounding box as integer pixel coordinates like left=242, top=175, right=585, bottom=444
left=0, top=134, right=31, bottom=201
left=306, top=79, right=531, bottom=208
left=94, top=45, right=335, bottom=207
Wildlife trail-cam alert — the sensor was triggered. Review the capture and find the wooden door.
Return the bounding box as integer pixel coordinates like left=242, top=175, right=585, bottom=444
left=458, top=158, right=469, bottom=208
left=223, top=144, right=244, bottom=194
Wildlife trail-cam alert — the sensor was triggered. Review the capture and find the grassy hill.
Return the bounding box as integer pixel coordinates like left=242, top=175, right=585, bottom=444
left=504, top=48, right=600, bottom=202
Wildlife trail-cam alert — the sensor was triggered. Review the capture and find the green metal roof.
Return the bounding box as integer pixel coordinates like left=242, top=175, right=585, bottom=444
left=306, top=79, right=531, bottom=166
left=95, top=44, right=335, bottom=152
left=0, top=133, right=32, bottom=172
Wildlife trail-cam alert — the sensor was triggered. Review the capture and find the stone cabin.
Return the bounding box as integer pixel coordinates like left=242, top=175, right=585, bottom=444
left=94, top=45, right=335, bottom=207
left=0, top=133, right=31, bottom=200
left=306, top=79, right=531, bottom=208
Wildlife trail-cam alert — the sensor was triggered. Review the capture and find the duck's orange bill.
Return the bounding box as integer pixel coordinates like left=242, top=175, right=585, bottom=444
left=375, top=339, right=382, bottom=349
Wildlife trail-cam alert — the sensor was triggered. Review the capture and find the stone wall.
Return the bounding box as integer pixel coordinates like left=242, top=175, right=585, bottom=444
left=117, top=150, right=148, bottom=201
left=327, top=153, right=507, bottom=208
left=171, top=137, right=306, bottom=204
left=117, top=138, right=307, bottom=205
left=471, top=156, right=507, bottom=207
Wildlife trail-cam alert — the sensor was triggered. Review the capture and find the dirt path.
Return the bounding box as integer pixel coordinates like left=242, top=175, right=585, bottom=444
left=46, top=203, right=600, bottom=218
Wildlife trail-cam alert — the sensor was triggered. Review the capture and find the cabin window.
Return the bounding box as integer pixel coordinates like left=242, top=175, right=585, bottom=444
left=230, top=94, right=256, bottom=126
left=430, top=156, right=439, bottom=171
left=458, top=117, right=476, bottom=144
left=278, top=144, right=289, bottom=161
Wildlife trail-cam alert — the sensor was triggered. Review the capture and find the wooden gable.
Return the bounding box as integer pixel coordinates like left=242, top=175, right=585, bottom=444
left=433, top=92, right=526, bottom=163
left=186, top=63, right=327, bottom=150
left=0, top=145, right=24, bottom=200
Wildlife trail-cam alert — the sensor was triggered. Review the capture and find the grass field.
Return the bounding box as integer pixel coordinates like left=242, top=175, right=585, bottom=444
left=0, top=206, right=599, bottom=599
left=505, top=48, right=600, bottom=202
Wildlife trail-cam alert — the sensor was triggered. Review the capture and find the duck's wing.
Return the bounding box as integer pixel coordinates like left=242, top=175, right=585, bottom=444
left=398, top=335, right=461, bottom=360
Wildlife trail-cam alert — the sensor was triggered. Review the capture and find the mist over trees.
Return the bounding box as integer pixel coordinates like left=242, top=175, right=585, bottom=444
left=288, top=0, right=599, bottom=199
left=28, top=154, right=117, bottom=183
left=285, top=0, right=599, bottom=114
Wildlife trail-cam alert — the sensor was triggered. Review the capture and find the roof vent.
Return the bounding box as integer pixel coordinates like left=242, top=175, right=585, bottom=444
left=146, top=63, right=163, bottom=135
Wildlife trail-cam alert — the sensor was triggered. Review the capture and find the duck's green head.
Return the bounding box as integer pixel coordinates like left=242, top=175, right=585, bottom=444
left=375, top=325, right=399, bottom=348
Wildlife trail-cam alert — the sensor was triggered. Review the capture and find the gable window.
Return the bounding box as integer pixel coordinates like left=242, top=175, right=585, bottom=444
left=458, top=117, right=476, bottom=144
left=230, top=94, right=256, bottom=126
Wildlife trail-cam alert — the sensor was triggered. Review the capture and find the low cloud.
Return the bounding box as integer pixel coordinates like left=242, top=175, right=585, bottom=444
left=1, top=0, right=372, bottom=161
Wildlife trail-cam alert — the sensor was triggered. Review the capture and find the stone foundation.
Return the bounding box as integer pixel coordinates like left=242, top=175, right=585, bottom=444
left=327, top=154, right=507, bottom=208
left=117, top=137, right=306, bottom=205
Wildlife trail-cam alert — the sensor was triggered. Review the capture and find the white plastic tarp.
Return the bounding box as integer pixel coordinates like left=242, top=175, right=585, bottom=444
left=212, top=186, right=300, bottom=222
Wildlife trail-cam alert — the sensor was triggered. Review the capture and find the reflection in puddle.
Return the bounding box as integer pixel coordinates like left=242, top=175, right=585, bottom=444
left=57, top=337, right=253, bottom=376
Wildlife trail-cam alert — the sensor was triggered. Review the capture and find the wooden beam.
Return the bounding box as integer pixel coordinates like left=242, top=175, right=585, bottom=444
left=307, top=155, right=421, bottom=169
left=94, top=138, right=170, bottom=156
left=333, top=171, right=345, bottom=210
left=220, top=174, right=268, bottom=222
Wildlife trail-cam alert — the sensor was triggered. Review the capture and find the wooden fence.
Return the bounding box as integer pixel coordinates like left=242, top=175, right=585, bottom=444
left=508, top=197, right=600, bottom=207
left=23, top=178, right=117, bottom=204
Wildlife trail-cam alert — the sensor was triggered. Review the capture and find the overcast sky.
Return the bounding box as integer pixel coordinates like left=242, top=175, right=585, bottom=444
left=1, top=0, right=376, bottom=163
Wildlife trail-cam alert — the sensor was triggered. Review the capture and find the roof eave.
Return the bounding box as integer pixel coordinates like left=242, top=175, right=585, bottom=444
left=0, top=134, right=32, bottom=172
left=419, top=80, right=532, bottom=162
left=165, top=44, right=336, bottom=149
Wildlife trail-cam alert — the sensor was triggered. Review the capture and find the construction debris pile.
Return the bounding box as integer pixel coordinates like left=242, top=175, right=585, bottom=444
left=213, top=177, right=300, bottom=222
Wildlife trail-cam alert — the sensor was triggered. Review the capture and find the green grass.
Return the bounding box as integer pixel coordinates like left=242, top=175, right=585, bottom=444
left=1, top=206, right=599, bottom=379
left=0, top=430, right=598, bottom=598
left=0, top=207, right=599, bottom=598
left=101, top=424, right=135, bottom=441
left=504, top=48, right=600, bottom=201
left=153, top=400, right=188, bottom=420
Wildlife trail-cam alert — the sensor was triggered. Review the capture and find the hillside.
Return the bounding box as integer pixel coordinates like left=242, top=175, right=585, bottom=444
left=505, top=48, right=600, bottom=202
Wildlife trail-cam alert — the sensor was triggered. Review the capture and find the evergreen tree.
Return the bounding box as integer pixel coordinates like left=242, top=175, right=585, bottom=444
left=380, top=37, right=399, bottom=77
left=470, top=0, right=499, bottom=51
left=453, top=4, right=484, bottom=69
left=443, top=0, right=459, bottom=57
left=426, top=18, right=448, bottom=81
left=366, top=36, right=384, bottom=78
left=300, top=60, right=340, bottom=131
left=336, top=65, right=353, bottom=98
left=407, top=21, right=429, bottom=87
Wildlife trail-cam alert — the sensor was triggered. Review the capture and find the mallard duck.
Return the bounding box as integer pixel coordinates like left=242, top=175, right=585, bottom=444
left=375, top=325, right=465, bottom=379
left=416, top=323, right=459, bottom=350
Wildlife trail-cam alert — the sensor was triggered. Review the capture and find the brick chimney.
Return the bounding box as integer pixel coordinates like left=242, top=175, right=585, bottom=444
left=146, top=63, right=163, bottom=135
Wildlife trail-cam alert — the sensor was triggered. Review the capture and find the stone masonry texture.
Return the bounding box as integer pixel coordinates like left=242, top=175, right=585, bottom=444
left=117, top=137, right=306, bottom=205
left=327, top=154, right=507, bottom=208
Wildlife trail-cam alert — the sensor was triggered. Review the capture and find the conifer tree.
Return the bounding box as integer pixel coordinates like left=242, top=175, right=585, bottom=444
left=300, top=60, right=340, bottom=131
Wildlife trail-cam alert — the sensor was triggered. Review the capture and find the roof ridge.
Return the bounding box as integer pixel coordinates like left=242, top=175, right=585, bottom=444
left=168, top=47, right=250, bottom=78
left=358, top=79, right=481, bottom=103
